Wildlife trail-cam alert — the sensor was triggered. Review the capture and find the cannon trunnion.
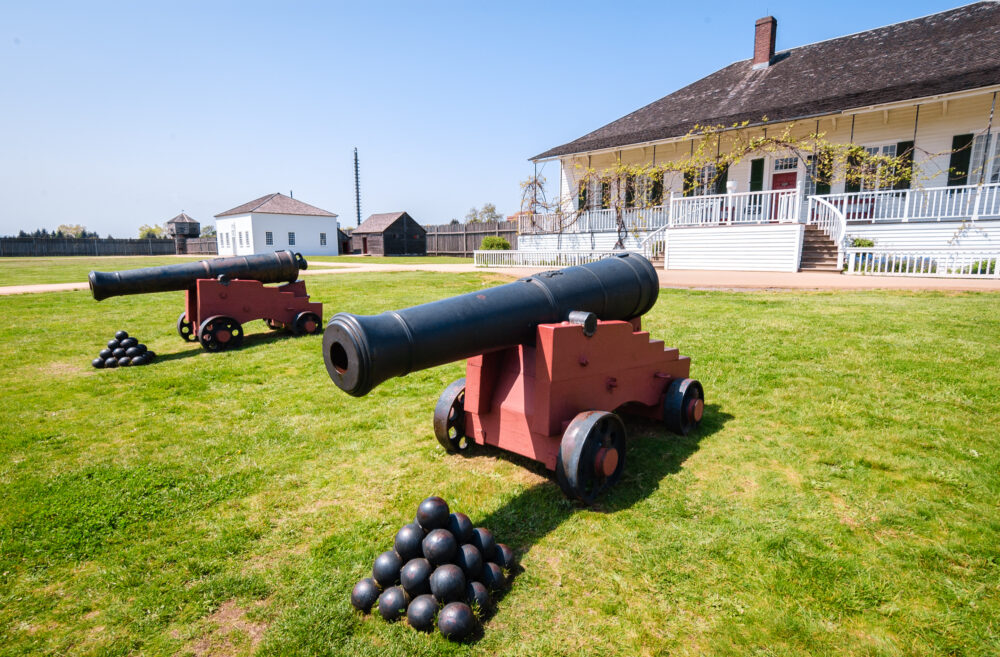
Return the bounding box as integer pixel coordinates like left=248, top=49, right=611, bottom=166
left=323, top=252, right=704, bottom=504
left=90, top=250, right=322, bottom=352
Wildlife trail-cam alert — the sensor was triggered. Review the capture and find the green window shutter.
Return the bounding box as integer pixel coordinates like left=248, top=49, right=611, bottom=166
left=948, top=134, right=973, bottom=186
left=683, top=170, right=695, bottom=197
left=650, top=177, right=663, bottom=206
left=845, top=151, right=862, bottom=193
left=749, top=159, right=764, bottom=192
left=578, top=182, right=587, bottom=210
left=893, top=141, right=914, bottom=190
left=714, top=164, right=729, bottom=195
left=625, top=176, right=636, bottom=208
left=601, top=181, right=611, bottom=208
left=815, top=149, right=832, bottom=195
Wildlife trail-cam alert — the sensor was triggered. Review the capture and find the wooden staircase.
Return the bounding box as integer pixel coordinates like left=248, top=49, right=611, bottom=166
left=799, top=225, right=841, bottom=272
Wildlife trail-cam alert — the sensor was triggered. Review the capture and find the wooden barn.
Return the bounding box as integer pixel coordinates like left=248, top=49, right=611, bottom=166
left=338, top=228, right=352, bottom=255
left=351, top=212, right=426, bottom=256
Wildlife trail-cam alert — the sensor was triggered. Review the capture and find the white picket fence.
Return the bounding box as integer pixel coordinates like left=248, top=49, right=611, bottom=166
left=844, top=249, right=999, bottom=277
left=816, top=183, right=1000, bottom=223
left=473, top=249, right=629, bottom=268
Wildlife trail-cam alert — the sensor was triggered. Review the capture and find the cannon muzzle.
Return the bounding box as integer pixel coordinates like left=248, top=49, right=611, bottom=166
left=323, top=252, right=659, bottom=396
left=89, top=250, right=307, bottom=301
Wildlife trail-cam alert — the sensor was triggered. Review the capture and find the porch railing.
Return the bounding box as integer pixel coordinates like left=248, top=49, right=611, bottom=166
left=473, top=249, right=629, bottom=267
left=518, top=206, right=670, bottom=235
left=668, top=189, right=800, bottom=226
left=814, top=183, right=1000, bottom=223
left=807, top=196, right=848, bottom=264
left=844, top=248, right=1000, bottom=277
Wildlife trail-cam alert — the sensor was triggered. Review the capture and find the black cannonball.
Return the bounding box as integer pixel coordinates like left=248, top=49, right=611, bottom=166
left=447, top=512, right=474, bottom=544
left=135, top=343, right=147, bottom=354
left=131, top=355, right=148, bottom=366
left=372, top=550, right=403, bottom=588
left=350, top=577, right=380, bottom=613
left=92, top=357, right=105, bottom=369
left=470, top=527, right=496, bottom=561
left=438, top=601, right=475, bottom=641
left=406, top=593, right=438, bottom=632
left=125, top=346, right=141, bottom=358
left=377, top=586, right=409, bottom=622
left=117, top=356, right=131, bottom=367
left=422, top=528, right=457, bottom=565
left=145, top=350, right=156, bottom=361
left=120, top=337, right=138, bottom=349
left=112, top=347, right=126, bottom=359
left=107, top=338, right=120, bottom=350
left=416, top=496, right=450, bottom=530
left=114, top=330, right=129, bottom=341
left=99, top=348, right=113, bottom=360
left=104, top=357, right=119, bottom=368
left=394, top=523, right=424, bottom=562
left=400, top=557, right=433, bottom=597
left=493, top=543, right=516, bottom=569
left=466, top=581, right=491, bottom=614
left=481, top=562, right=504, bottom=592
left=454, top=543, right=483, bottom=580
left=429, top=564, right=466, bottom=603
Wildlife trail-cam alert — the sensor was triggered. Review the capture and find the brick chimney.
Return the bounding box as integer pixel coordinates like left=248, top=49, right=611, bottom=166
left=753, top=16, right=777, bottom=69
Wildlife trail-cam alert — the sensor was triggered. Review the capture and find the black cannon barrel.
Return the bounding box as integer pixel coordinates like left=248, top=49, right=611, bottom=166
left=89, top=250, right=307, bottom=301
left=323, top=252, right=659, bottom=397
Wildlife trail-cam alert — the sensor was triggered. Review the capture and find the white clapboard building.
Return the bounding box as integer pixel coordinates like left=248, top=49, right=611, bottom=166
left=215, top=193, right=340, bottom=257
left=510, top=3, right=1000, bottom=276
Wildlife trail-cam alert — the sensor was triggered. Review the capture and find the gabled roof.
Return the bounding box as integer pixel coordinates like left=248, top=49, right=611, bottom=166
left=533, top=2, right=1000, bottom=160
left=354, top=212, right=409, bottom=234
left=166, top=212, right=198, bottom=224
left=215, top=193, right=338, bottom=218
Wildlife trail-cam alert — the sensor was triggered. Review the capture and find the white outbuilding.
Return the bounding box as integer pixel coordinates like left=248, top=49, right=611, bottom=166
left=214, top=193, right=340, bottom=257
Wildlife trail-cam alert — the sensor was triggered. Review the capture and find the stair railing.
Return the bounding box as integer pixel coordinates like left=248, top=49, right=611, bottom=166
left=807, top=196, right=848, bottom=267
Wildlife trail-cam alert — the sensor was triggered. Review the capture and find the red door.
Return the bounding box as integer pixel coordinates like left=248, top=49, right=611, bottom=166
left=771, top=171, right=797, bottom=190
left=770, top=172, right=797, bottom=221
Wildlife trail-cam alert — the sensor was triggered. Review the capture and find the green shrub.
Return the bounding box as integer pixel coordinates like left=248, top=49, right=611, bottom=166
left=850, top=237, right=875, bottom=248
left=480, top=236, right=511, bottom=250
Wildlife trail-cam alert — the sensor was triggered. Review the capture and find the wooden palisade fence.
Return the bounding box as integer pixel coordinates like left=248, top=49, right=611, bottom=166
left=0, top=238, right=177, bottom=257
left=425, top=221, right=517, bottom=257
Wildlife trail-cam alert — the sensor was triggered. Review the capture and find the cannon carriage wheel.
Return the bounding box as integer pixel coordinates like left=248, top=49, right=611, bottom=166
left=433, top=378, right=472, bottom=453
left=177, top=312, right=197, bottom=342
left=663, top=378, right=704, bottom=436
left=198, top=316, right=244, bottom=352
left=556, top=411, right=626, bottom=504
left=264, top=318, right=283, bottom=331
left=293, top=311, right=322, bottom=336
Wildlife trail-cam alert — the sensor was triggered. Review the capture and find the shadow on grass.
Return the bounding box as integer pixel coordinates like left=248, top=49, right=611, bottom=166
left=454, top=403, right=731, bottom=643
left=153, top=329, right=308, bottom=362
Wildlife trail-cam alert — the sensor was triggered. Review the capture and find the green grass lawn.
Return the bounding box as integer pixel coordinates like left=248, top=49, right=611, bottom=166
left=0, top=256, right=211, bottom=286
left=0, top=271, right=997, bottom=656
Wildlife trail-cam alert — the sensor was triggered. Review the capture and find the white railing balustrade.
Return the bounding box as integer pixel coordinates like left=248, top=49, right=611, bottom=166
left=844, top=248, right=1000, bottom=277
left=638, top=225, right=669, bottom=261
left=807, top=196, right=848, bottom=264
left=814, top=183, right=1000, bottom=223
left=518, top=206, right=671, bottom=235
left=668, top=189, right=800, bottom=226
left=474, top=249, right=633, bottom=268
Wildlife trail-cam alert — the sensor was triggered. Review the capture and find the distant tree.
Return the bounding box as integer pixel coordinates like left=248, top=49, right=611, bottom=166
left=200, top=225, right=216, bottom=238
left=57, top=224, right=87, bottom=238
left=138, top=224, right=164, bottom=239
left=465, top=204, right=504, bottom=224
left=449, top=218, right=460, bottom=225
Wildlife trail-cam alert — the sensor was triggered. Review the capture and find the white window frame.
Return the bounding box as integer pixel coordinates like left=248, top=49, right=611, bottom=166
left=288, top=232, right=295, bottom=246
left=970, top=132, right=1000, bottom=184
left=862, top=143, right=898, bottom=191
left=320, top=232, right=327, bottom=246
left=265, top=231, right=273, bottom=246
left=773, top=157, right=798, bottom=172
left=693, top=164, right=717, bottom=196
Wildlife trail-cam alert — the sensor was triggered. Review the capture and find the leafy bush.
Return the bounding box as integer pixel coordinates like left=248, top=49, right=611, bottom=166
left=850, top=237, right=875, bottom=248
left=480, top=236, right=511, bottom=250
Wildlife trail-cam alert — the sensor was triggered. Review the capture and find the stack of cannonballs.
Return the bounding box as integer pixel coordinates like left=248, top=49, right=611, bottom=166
left=350, top=496, right=517, bottom=642
left=92, top=330, right=157, bottom=369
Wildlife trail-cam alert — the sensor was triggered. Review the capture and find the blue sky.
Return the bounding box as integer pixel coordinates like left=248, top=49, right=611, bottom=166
left=0, top=0, right=961, bottom=236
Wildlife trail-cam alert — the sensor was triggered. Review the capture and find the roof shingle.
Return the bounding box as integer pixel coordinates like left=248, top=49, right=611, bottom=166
left=533, top=2, right=1000, bottom=160
left=354, top=212, right=407, bottom=234
left=215, top=193, right=338, bottom=218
